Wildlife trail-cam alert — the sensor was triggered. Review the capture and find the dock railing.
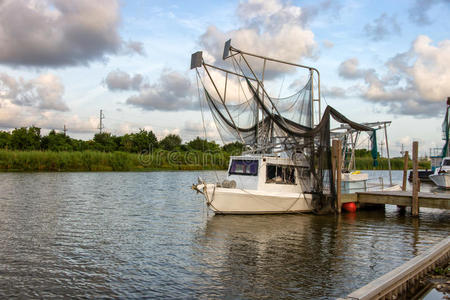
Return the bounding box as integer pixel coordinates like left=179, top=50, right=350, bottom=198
left=339, top=236, right=450, bottom=300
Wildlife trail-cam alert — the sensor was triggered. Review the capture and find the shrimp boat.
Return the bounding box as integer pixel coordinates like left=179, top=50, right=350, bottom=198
left=429, top=157, right=450, bottom=188
left=429, top=98, right=450, bottom=188
left=190, top=40, right=381, bottom=214
left=331, top=122, right=401, bottom=193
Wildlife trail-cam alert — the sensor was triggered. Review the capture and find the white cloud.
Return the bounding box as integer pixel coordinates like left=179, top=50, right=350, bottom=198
left=0, top=0, right=143, bottom=67
left=0, top=98, right=97, bottom=133
left=338, top=58, right=372, bottom=79
left=0, top=73, right=69, bottom=111
left=183, top=120, right=220, bottom=141
left=321, top=86, right=347, bottom=98
left=363, top=13, right=401, bottom=41
left=411, top=35, right=450, bottom=102
left=199, top=0, right=317, bottom=78
left=105, top=70, right=143, bottom=91
left=408, top=0, right=449, bottom=25
left=337, top=35, right=450, bottom=117
left=159, top=128, right=181, bottom=140
left=322, top=40, right=334, bottom=49
left=126, top=69, right=197, bottom=111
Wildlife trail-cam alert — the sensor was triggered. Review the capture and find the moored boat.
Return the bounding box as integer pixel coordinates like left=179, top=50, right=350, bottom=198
left=428, top=98, right=450, bottom=188
left=194, top=155, right=314, bottom=214
left=191, top=40, right=384, bottom=214
left=429, top=157, right=450, bottom=189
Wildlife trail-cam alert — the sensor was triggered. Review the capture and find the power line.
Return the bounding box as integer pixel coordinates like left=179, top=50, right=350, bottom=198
left=98, top=109, right=105, bottom=134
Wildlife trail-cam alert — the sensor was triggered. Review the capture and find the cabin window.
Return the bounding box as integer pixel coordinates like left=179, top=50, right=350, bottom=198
left=443, top=160, right=450, bottom=166
left=266, top=164, right=296, bottom=184
left=229, top=160, right=258, bottom=176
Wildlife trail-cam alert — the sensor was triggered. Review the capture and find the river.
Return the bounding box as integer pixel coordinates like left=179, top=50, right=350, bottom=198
left=0, top=170, right=448, bottom=299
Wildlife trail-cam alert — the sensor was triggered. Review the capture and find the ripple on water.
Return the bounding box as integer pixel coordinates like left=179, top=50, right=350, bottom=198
left=0, top=171, right=448, bottom=299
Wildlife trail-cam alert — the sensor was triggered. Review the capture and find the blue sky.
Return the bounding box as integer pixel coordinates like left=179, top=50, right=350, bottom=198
left=0, top=0, right=449, bottom=156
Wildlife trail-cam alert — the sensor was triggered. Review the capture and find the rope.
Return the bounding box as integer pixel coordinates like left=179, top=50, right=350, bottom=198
left=196, top=69, right=221, bottom=184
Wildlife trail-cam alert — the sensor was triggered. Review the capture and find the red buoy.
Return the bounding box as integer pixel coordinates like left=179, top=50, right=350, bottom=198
left=343, top=202, right=357, bottom=212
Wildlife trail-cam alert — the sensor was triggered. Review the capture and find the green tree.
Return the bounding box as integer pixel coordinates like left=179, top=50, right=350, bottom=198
left=354, top=149, right=373, bottom=157
left=41, top=130, right=73, bottom=151
left=160, top=134, right=182, bottom=151
left=119, top=134, right=134, bottom=152
left=222, top=141, right=245, bottom=154
left=0, top=131, right=11, bottom=149
left=71, top=139, right=90, bottom=151
left=131, top=129, right=158, bottom=153
left=93, top=132, right=117, bottom=152
left=187, top=137, right=220, bottom=151
left=10, top=126, right=41, bottom=150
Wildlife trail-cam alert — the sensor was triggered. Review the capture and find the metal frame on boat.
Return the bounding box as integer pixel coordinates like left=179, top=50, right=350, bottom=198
left=191, top=40, right=397, bottom=214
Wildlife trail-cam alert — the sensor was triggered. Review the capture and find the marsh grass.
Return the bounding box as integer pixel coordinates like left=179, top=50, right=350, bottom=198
left=355, top=157, right=431, bottom=170
left=0, top=150, right=229, bottom=172
left=0, top=150, right=430, bottom=172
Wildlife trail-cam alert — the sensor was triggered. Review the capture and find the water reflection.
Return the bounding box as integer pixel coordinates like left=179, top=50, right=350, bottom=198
left=0, top=171, right=448, bottom=299
left=193, top=208, right=448, bottom=299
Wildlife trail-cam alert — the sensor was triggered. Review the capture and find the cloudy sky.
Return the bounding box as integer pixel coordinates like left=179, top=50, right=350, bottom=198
left=0, top=0, right=449, bottom=156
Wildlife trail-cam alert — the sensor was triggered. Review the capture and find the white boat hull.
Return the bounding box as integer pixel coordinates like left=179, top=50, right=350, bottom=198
left=202, top=184, right=313, bottom=214
left=429, top=173, right=450, bottom=188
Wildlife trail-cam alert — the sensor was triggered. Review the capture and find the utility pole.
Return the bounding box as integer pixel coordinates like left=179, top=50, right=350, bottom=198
left=98, top=109, right=105, bottom=134
left=63, top=124, right=67, bottom=136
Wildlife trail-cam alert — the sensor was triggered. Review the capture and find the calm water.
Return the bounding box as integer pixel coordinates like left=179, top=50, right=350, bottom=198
left=0, top=171, right=448, bottom=299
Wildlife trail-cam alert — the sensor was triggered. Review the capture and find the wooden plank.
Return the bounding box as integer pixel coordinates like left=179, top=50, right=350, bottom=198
left=342, top=193, right=357, bottom=203
left=342, top=237, right=450, bottom=300
left=412, top=141, right=419, bottom=216
left=332, top=140, right=342, bottom=213
left=359, top=191, right=450, bottom=199
left=357, top=191, right=450, bottom=209
left=336, top=140, right=342, bottom=214
left=402, top=151, right=408, bottom=191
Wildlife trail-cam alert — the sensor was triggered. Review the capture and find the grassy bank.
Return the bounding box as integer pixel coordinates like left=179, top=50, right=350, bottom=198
left=0, top=150, right=230, bottom=172
left=355, top=157, right=431, bottom=170
left=0, top=150, right=431, bottom=172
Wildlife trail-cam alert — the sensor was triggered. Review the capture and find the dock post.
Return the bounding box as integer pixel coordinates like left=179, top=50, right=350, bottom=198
left=332, top=139, right=342, bottom=214
left=412, top=142, right=419, bottom=217
left=402, top=151, right=409, bottom=191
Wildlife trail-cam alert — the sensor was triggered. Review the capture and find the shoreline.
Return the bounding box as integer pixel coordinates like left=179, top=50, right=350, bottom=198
left=0, top=150, right=430, bottom=172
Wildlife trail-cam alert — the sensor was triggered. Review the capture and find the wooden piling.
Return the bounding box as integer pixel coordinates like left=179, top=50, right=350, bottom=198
left=332, top=140, right=342, bottom=214
left=402, top=151, right=409, bottom=192
left=412, top=142, right=419, bottom=217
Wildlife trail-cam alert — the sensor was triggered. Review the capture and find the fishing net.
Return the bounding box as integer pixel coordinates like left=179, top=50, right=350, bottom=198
left=200, top=74, right=375, bottom=212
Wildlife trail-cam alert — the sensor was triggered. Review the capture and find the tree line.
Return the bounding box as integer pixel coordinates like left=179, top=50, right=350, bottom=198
left=0, top=126, right=245, bottom=154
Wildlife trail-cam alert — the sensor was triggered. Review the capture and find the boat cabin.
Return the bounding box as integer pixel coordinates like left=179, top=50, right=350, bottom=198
left=226, top=155, right=311, bottom=192
left=438, top=157, right=450, bottom=172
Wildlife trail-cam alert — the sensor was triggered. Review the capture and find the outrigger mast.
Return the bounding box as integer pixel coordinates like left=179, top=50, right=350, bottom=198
left=191, top=39, right=321, bottom=154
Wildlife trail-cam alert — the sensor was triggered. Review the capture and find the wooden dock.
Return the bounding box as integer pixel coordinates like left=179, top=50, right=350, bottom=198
left=342, top=191, right=450, bottom=210
left=339, top=237, right=450, bottom=300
